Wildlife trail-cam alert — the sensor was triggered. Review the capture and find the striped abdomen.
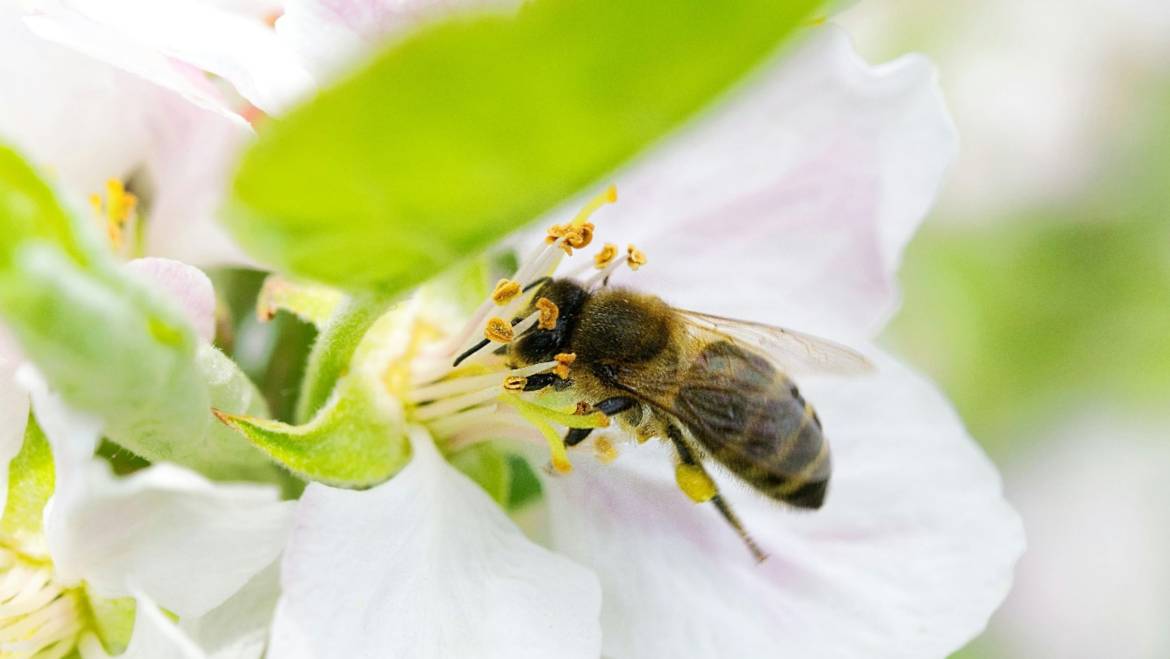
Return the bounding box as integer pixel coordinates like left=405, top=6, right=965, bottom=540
left=673, top=341, right=830, bottom=508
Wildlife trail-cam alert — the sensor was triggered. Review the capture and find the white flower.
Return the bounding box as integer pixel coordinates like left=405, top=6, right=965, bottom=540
left=0, top=258, right=292, bottom=658
left=267, top=26, right=1023, bottom=659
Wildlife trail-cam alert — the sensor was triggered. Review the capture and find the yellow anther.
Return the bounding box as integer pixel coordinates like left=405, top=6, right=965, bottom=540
left=491, top=278, right=522, bottom=305
left=594, top=243, right=618, bottom=269
left=484, top=317, right=514, bottom=343
left=536, top=297, right=559, bottom=330
left=553, top=352, right=576, bottom=379
left=570, top=184, right=618, bottom=227
left=676, top=463, right=717, bottom=503
left=566, top=222, right=594, bottom=249
left=627, top=244, right=647, bottom=271
left=91, top=178, right=138, bottom=250
left=503, top=376, right=527, bottom=391
left=593, top=435, right=619, bottom=464
left=545, top=223, right=570, bottom=243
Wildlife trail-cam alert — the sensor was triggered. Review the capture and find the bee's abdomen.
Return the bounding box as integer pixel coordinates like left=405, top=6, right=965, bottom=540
left=675, top=341, right=831, bottom=509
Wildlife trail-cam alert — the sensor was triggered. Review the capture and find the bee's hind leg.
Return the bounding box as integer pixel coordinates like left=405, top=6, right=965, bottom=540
left=666, top=425, right=768, bottom=563
left=564, top=396, right=637, bottom=446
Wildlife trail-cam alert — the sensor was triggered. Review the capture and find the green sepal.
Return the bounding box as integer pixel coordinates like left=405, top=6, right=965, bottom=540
left=294, top=292, right=393, bottom=424
left=256, top=275, right=344, bottom=327
left=1, top=413, right=54, bottom=540
left=215, top=373, right=411, bottom=488
left=84, top=590, right=136, bottom=656
left=449, top=443, right=510, bottom=506
left=226, top=0, right=822, bottom=293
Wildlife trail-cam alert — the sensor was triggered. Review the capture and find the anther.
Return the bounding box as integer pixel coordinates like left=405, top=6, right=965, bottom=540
left=536, top=297, right=559, bottom=330
left=627, top=244, right=647, bottom=270
left=593, top=435, right=619, bottom=464
left=566, top=222, right=594, bottom=249
left=491, top=279, right=522, bottom=305
left=554, top=352, right=576, bottom=379
left=594, top=243, right=618, bottom=269
left=484, top=317, right=514, bottom=343
left=503, top=376, right=527, bottom=391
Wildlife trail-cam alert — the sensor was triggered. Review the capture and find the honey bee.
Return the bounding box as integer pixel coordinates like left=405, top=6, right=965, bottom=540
left=504, top=278, right=872, bottom=562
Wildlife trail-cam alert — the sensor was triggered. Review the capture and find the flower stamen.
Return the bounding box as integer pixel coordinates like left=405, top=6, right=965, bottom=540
left=536, top=298, right=559, bottom=330
left=89, top=178, right=138, bottom=253
left=491, top=279, right=522, bottom=305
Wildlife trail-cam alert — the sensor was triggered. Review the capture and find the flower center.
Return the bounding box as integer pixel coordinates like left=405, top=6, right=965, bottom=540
left=88, top=178, right=139, bottom=257
left=397, top=185, right=648, bottom=473
left=0, top=546, right=93, bottom=659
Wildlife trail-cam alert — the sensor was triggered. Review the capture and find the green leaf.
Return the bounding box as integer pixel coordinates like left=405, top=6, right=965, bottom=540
left=0, top=145, right=276, bottom=482
left=227, top=0, right=821, bottom=292
left=1, top=413, right=54, bottom=540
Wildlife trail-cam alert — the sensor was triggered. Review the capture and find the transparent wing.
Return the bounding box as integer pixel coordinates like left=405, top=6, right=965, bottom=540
left=677, top=310, right=874, bottom=376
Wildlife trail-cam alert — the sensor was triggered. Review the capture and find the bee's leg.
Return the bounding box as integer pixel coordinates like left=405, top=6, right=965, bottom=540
left=564, top=396, right=637, bottom=447
left=667, top=425, right=768, bottom=563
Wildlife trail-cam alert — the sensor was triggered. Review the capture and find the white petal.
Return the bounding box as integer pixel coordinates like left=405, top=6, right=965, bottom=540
left=276, top=0, right=523, bottom=79
left=0, top=9, right=156, bottom=193
left=122, top=593, right=207, bottom=659
left=46, top=461, right=294, bottom=618
left=567, top=25, right=956, bottom=339
left=26, top=0, right=315, bottom=115
left=541, top=353, right=1023, bottom=659
left=270, top=426, right=601, bottom=659
left=125, top=258, right=217, bottom=343
left=0, top=329, right=30, bottom=516
left=180, top=561, right=281, bottom=659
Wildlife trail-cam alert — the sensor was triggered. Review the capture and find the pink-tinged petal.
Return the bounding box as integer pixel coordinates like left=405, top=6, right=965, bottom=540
left=541, top=352, right=1023, bottom=659
left=125, top=258, right=217, bottom=343
left=564, top=26, right=955, bottom=340
left=26, top=0, right=316, bottom=115
left=46, top=461, right=294, bottom=618
left=276, top=0, right=523, bottom=78
left=269, top=426, right=601, bottom=659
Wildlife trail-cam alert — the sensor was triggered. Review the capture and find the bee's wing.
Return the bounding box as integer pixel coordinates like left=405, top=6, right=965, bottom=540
left=676, top=310, right=874, bottom=376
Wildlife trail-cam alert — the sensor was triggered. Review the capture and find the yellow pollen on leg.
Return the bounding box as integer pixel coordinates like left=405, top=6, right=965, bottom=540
left=594, top=243, right=618, bottom=269
left=484, top=317, right=514, bottom=343
left=491, top=278, right=522, bottom=305
left=593, top=435, right=619, bottom=464
left=553, top=352, right=576, bottom=379
left=676, top=463, right=717, bottom=503
left=626, top=244, right=647, bottom=270
left=536, top=297, right=559, bottom=330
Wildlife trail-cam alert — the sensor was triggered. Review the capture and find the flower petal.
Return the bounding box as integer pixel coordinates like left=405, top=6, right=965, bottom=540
left=126, top=258, right=217, bottom=343
left=25, top=0, right=315, bottom=115
left=46, top=460, right=294, bottom=618
left=540, top=353, right=1023, bottom=659
left=121, top=593, right=207, bottom=659
left=180, top=561, right=281, bottom=659
left=269, top=426, right=601, bottom=659
left=572, top=25, right=955, bottom=339
left=275, top=0, right=523, bottom=79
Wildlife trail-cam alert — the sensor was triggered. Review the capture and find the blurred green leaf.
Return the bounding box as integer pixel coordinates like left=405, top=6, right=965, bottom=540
left=0, top=145, right=275, bottom=481
left=227, top=0, right=821, bottom=292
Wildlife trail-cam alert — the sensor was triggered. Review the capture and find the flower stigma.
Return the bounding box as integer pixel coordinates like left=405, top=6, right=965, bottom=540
left=392, top=185, right=642, bottom=474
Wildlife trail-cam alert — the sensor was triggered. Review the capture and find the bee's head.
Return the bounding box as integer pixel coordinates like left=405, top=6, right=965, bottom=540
left=508, top=278, right=590, bottom=366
